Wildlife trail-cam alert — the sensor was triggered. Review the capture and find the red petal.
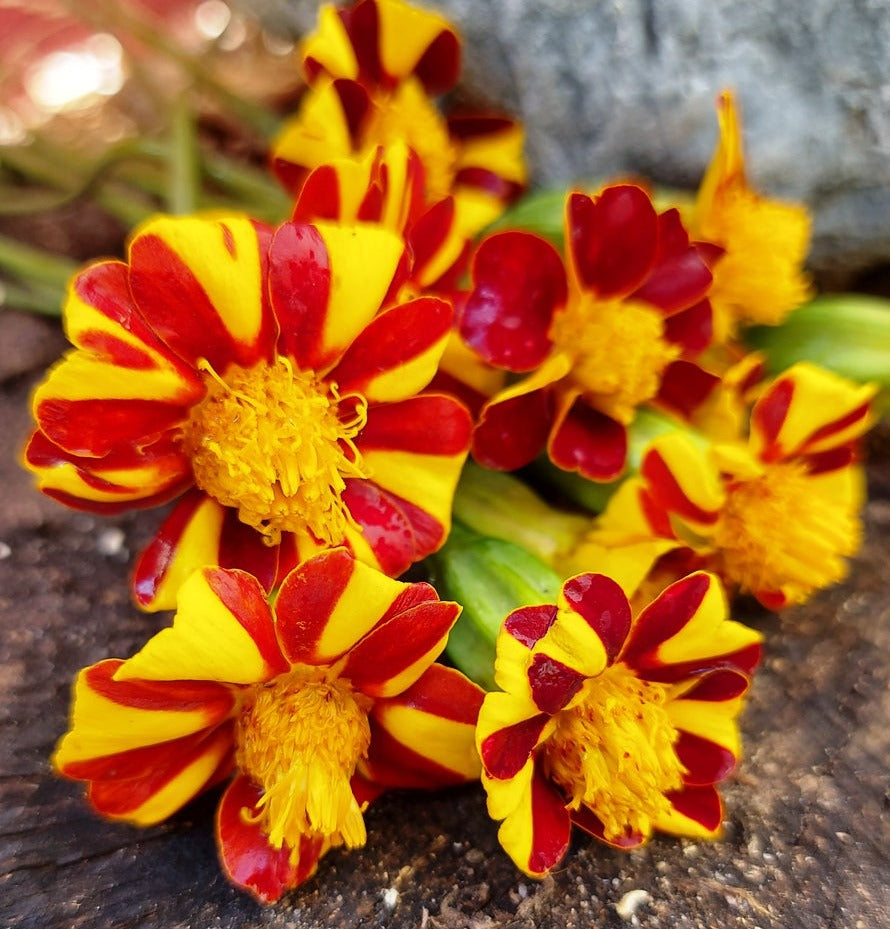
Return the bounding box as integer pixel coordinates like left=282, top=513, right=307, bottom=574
left=128, top=222, right=274, bottom=372
left=655, top=360, right=720, bottom=420
left=358, top=394, right=472, bottom=456
left=86, top=726, right=234, bottom=819
left=675, top=731, right=737, bottom=785
left=217, top=775, right=325, bottom=904
left=461, top=232, right=565, bottom=371
left=273, top=548, right=355, bottom=666
left=561, top=573, right=632, bottom=662
left=330, top=297, right=453, bottom=393
left=570, top=805, right=644, bottom=849
left=548, top=398, right=627, bottom=481
left=480, top=714, right=549, bottom=780
left=639, top=643, right=762, bottom=684
left=504, top=604, right=558, bottom=649
left=342, top=479, right=444, bottom=575
left=132, top=490, right=213, bottom=609
left=388, top=663, right=484, bottom=724
left=662, top=300, right=713, bottom=354
left=665, top=784, right=723, bottom=833
left=414, top=28, right=460, bottom=94
left=527, top=767, right=572, bottom=875
left=472, top=389, right=553, bottom=471
left=217, top=508, right=281, bottom=593
left=409, top=197, right=459, bottom=284
left=527, top=653, right=584, bottom=714
left=340, top=600, right=461, bottom=696
left=682, top=668, right=751, bottom=701
left=621, top=573, right=712, bottom=666
left=751, top=376, right=794, bottom=462
left=292, top=164, right=341, bottom=222
left=203, top=568, right=289, bottom=676
left=568, top=187, right=658, bottom=297
left=35, top=397, right=189, bottom=459
left=25, top=431, right=190, bottom=515
left=632, top=209, right=712, bottom=314
left=267, top=222, right=332, bottom=369
left=641, top=447, right=720, bottom=524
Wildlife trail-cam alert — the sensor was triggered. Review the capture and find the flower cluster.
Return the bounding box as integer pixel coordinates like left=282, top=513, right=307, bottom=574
left=23, top=0, right=880, bottom=906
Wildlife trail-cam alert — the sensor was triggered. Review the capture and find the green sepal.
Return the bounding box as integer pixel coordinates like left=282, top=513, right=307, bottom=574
left=429, top=523, right=563, bottom=691
left=745, top=294, right=890, bottom=412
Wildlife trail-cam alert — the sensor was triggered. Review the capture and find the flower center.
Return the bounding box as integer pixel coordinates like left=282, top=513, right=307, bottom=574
left=550, top=297, right=679, bottom=424
left=714, top=460, right=859, bottom=603
left=366, top=78, right=457, bottom=202
left=543, top=663, right=685, bottom=843
left=236, top=670, right=372, bottom=859
left=182, top=356, right=369, bottom=545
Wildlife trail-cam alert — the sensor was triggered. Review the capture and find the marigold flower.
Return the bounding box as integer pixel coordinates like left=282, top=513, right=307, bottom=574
left=461, top=184, right=715, bottom=481
left=476, top=570, right=761, bottom=876
left=54, top=550, right=484, bottom=903
left=24, top=214, right=471, bottom=610
left=271, top=0, right=526, bottom=236
left=582, top=363, right=875, bottom=609
left=691, top=90, right=813, bottom=340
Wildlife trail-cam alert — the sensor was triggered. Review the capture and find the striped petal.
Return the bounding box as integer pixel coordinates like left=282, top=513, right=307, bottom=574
left=54, top=659, right=234, bottom=780
left=622, top=572, right=762, bottom=674
left=570, top=805, right=644, bottom=849
left=373, top=0, right=459, bottom=90
left=496, top=764, right=571, bottom=878
left=270, top=220, right=405, bottom=371
left=271, top=79, right=364, bottom=195
left=341, top=477, right=446, bottom=576
left=461, top=231, right=565, bottom=371
left=85, top=726, right=233, bottom=825
left=340, top=597, right=460, bottom=698
left=301, top=4, right=359, bottom=81
left=750, top=363, right=875, bottom=462
left=117, top=568, right=288, bottom=685
left=329, top=296, right=453, bottom=402
left=478, top=691, right=550, bottom=781
left=32, top=261, right=203, bottom=457
left=656, top=784, right=723, bottom=838
left=559, top=573, right=632, bottom=662
left=133, top=491, right=226, bottom=611
left=273, top=548, right=413, bottom=666
left=641, top=433, right=723, bottom=528
left=217, top=775, right=327, bottom=904
left=128, top=215, right=275, bottom=373
left=24, top=430, right=190, bottom=514
left=361, top=665, right=484, bottom=788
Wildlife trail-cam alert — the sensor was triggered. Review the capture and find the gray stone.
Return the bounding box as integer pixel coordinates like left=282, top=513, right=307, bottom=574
left=242, top=0, right=890, bottom=276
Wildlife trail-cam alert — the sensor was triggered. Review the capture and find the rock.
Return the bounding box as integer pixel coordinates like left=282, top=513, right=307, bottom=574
left=243, top=0, right=890, bottom=278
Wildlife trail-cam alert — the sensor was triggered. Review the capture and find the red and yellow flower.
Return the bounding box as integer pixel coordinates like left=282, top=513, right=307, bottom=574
left=24, top=213, right=471, bottom=610
left=476, top=570, right=761, bottom=877
left=461, top=184, right=715, bottom=481
left=582, top=363, right=875, bottom=609
left=54, top=549, right=484, bottom=903
left=271, top=0, right=526, bottom=236
left=690, top=90, right=813, bottom=340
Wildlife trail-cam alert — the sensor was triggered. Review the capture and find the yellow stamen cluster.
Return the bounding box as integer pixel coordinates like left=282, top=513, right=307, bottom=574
left=714, top=462, right=859, bottom=603
left=550, top=297, right=680, bottom=424
left=543, top=663, right=685, bottom=842
left=366, top=78, right=458, bottom=201
left=236, top=670, right=373, bottom=862
left=701, top=188, right=812, bottom=339
left=182, top=356, right=369, bottom=545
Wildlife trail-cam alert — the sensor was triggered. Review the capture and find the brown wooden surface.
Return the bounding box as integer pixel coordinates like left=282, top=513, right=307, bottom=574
left=1, top=310, right=889, bottom=929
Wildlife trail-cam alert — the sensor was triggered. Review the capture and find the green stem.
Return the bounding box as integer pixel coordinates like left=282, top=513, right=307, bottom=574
left=168, top=93, right=200, bottom=214
left=0, top=280, right=65, bottom=316
left=0, top=235, right=78, bottom=291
